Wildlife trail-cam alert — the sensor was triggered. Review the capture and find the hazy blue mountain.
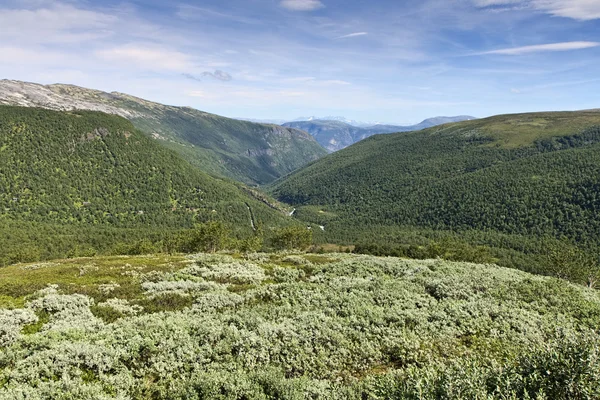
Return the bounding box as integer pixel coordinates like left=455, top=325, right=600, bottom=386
left=283, top=115, right=476, bottom=152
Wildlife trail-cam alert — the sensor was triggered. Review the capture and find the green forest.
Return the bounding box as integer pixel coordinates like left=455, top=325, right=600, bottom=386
left=38, top=84, right=328, bottom=185
left=0, top=102, right=600, bottom=400
left=0, top=106, right=303, bottom=264
left=271, top=112, right=600, bottom=282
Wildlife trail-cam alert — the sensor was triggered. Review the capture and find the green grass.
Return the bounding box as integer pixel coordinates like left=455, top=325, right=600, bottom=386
left=0, top=255, right=189, bottom=305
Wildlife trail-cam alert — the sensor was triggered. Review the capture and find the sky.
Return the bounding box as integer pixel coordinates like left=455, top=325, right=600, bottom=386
left=1, top=0, right=600, bottom=124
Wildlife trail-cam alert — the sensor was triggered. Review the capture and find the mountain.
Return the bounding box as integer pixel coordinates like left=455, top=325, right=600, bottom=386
left=271, top=110, right=600, bottom=269
left=235, top=117, right=288, bottom=125
left=0, top=80, right=327, bottom=185
left=290, top=116, right=387, bottom=127
left=410, top=115, right=477, bottom=129
left=0, top=105, right=295, bottom=262
left=284, top=116, right=475, bottom=152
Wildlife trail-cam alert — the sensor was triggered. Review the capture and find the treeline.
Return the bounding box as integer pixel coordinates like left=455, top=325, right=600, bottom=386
left=348, top=227, right=600, bottom=288
left=0, top=220, right=313, bottom=266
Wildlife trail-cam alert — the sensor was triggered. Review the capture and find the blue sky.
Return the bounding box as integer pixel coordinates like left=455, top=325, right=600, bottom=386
left=1, top=0, right=599, bottom=123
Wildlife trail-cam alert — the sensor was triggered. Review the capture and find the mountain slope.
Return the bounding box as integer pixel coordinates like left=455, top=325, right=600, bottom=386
left=271, top=111, right=600, bottom=247
left=0, top=105, right=295, bottom=261
left=0, top=80, right=327, bottom=185
left=284, top=116, right=475, bottom=152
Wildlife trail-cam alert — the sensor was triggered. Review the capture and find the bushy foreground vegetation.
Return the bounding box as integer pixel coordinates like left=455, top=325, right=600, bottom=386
left=1, top=253, right=599, bottom=399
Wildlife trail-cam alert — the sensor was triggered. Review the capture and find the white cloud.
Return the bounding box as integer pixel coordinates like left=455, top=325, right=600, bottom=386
left=280, top=0, right=324, bottom=11
left=538, top=0, right=600, bottom=20
left=336, top=32, right=368, bottom=39
left=95, top=45, right=194, bottom=71
left=481, top=41, right=600, bottom=55
left=473, top=0, right=522, bottom=6
left=283, top=77, right=351, bottom=86
left=0, top=3, right=116, bottom=44
left=474, top=0, right=600, bottom=20
left=176, top=5, right=261, bottom=24
left=320, top=80, right=351, bottom=85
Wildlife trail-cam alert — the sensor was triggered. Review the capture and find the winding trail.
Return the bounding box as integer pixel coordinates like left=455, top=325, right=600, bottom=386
left=245, top=203, right=257, bottom=231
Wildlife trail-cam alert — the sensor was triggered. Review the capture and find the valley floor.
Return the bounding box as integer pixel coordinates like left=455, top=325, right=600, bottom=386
left=1, top=253, right=599, bottom=399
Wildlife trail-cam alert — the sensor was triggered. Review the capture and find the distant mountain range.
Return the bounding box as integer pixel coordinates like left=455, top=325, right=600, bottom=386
left=0, top=80, right=327, bottom=185
left=290, top=116, right=393, bottom=127
left=235, top=116, right=389, bottom=127
left=283, top=115, right=476, bottom=152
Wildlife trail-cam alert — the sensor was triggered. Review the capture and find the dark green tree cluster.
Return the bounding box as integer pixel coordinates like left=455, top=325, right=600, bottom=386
left=270, top=113, right=600, bottom=283
left=0, top=106, right=304, bottom=264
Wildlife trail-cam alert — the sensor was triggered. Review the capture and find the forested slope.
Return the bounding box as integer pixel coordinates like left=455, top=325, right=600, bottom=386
left=271, top=111, right=600, bottom=250
left=0, top=80, right=328, bottom=184
left=284, top=115, right=474, bottom=152
left=0, top=106, right=292, bottom=262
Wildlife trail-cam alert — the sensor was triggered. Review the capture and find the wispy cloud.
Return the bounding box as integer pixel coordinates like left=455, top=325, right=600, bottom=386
left=540, top=0, right=600, bottom=20
left=96, top=45, right=194, bottom=71
left=183, top=70, right=233, bottom=82
left=284, top=77, right=351, bottom=86
left=511, top=78, right=600, bottom=93
left=280, top=0, right=324, bottom=11
left=0, top=3, right=116, bottom=45
left=182, top=73, right=201, bottom=82
left=335, top=32, right=368, bottom=39
left=480, top=41, right=600, bottom=55
left=176, top=5, right=261, bottom=24
left=474, top=0, right=600, bottom=20
left=203, top=70, right=233, bottom=81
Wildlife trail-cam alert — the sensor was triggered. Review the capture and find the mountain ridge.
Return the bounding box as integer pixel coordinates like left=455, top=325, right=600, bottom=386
left=0, top=80, right=327, bottom=185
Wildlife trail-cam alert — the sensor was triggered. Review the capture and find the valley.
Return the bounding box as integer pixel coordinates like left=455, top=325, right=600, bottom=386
left=271, top=111, right=600, bottom=283
left=1, top=92, right=599, bottom=400
left=3, top=0, right=600, bottom=397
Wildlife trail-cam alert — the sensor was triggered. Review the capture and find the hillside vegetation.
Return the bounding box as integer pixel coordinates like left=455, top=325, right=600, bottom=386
left=271, top=111, right=600, bottom=275
left=0, top=80, right=327, bottom=184
left=0, top=106, right=296, bottom=263
left=1, top=253, right=599, bottom=399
